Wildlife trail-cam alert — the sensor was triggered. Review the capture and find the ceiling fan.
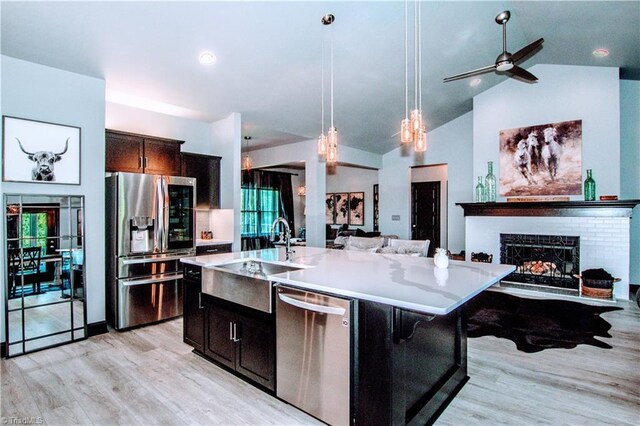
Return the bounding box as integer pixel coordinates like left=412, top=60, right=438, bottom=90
left=443, top=11, right=544, bottom=83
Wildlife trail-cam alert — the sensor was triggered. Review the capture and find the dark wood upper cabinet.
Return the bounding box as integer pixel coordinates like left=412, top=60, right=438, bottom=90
left=105, top=131, right=144, bottom=173
left=106, top=129, right=183, bottom=175
left=181, top=152, right=221, bottom=209
left=143, top=138, right=182, bottom=176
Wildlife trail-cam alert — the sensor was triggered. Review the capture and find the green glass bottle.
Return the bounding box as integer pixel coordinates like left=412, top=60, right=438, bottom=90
left=475, top=176, right=485, bottom=202
left=584, top=169, right=596, bottom=201
left=485, top=161, right=497, bottom=202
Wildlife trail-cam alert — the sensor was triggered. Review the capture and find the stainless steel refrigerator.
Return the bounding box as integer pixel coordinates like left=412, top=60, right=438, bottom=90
left=106, top=172, right=196, bottom=330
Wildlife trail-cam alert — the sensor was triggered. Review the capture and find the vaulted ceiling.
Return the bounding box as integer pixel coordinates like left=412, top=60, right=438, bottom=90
left=2, top=1, right=638, bottom=154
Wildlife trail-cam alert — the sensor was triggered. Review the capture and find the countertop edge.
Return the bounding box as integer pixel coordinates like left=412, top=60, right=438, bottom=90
left=269, top=268, right=513, bottom=315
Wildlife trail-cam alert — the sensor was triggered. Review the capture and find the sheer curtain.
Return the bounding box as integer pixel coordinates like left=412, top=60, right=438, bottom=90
left=241, top=170, right=295, bottom=251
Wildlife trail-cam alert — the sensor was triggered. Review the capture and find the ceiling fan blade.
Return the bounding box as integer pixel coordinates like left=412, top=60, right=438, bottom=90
left=510, top=38, right=544, bottom=64
left=507, top=65, right=538, bottom=82
left=443, top=64, right=496, bottom=82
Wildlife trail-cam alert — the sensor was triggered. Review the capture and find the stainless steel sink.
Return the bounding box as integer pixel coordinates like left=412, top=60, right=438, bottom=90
left=214, top=259, right=302, bottom=277
left=202, top=260, right=303, bottom=313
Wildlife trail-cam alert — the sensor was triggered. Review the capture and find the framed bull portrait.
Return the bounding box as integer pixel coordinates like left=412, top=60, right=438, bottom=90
left=498, top=119, right=582, bottom=197
left=2, top=116, right=81, bottom=185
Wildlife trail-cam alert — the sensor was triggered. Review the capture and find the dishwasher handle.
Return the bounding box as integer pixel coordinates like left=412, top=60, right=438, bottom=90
left=277, top=292, right=346, bottom=316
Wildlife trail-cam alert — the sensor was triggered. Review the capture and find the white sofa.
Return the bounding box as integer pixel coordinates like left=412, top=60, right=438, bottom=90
left=339, top=235, right=430, bottom=257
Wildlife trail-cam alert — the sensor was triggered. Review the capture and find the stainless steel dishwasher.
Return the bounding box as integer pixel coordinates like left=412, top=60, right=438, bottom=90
left=276, top=285, right=352, bottom=426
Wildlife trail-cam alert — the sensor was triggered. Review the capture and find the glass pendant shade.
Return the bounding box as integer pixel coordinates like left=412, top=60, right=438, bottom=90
left=410, top=109, right=423, bottom=132
left=327, top=145, right=337, bottom=163
left=327, top=126, right=338, bottom=163
left=243, top=153, right=252, bottom=171
left=400, top=118, right=412, bottom=143
left=328, top=126, right=338, bottom=148
left=415, top=126, right=427, bottom=152
left=318, top=134, right=328, bottom=155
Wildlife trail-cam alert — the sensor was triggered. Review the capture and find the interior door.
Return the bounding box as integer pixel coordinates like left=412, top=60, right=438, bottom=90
left=411, top=181, right=440, bottom=257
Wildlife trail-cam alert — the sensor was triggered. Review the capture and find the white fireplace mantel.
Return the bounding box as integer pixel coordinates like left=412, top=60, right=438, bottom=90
left=459, top=200, right=640, bottom=300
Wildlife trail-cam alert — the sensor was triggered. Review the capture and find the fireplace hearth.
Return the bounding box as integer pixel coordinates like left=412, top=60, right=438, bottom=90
left=500, top=234, right=580, bottom=294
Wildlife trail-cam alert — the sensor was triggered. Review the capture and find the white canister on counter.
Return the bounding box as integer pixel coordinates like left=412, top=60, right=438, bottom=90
left=434, top=248, right=449, bottom=269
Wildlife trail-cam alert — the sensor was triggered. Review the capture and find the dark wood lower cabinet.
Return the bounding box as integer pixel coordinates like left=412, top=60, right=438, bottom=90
left=202, top=296, right=276, bottom=392
left=234, top=314, right=275, bottom=388
left=204, top=303, right=236, bottom=369
left=354, top=301, right=467, bottom=425
left=195, top=243, right=232, bottom=255
left=183, top=265, right=204, bottom=352
left=182, top=271, right=467, bottom=422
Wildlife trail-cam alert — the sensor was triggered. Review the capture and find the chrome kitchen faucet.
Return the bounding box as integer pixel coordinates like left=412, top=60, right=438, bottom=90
left=270, top=217, right=294, bottom=261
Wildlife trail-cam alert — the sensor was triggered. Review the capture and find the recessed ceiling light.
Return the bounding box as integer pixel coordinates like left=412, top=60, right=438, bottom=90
left=470, top=78, right=482, bottom=87
left=199, top=51, right=216, bottom=65
left=592, top=48, right=609, bottom=58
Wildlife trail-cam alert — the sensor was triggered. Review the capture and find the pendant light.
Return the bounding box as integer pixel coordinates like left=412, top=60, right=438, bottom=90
left=400, top=0, right=427, bottom=152
left=243, top=136, right=252, bottom=171
left=321, top=14, right=338, bottom=164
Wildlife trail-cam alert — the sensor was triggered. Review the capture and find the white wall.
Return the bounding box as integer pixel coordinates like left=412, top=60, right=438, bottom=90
left=0, top=54, right=4, bottom=344
left=473, top=65, right=621, bottom=199
left=106, top=103, right=213, bottom=153
left=620, top=79, right=640, bottom=284
left=249, top=139, right=381, bottom=247
left=379, top=112, right=473, bottom=252
left=261, top=167, right=306, bottom=238
left=326, top=166, right=378, bottom=231
left=248, top=139, right=325, bottom=247
left=210, top=114, right=242, bottom=250
left=1, top=56, right=106, bottom=337
left=473, top=64, right=639, bottom=289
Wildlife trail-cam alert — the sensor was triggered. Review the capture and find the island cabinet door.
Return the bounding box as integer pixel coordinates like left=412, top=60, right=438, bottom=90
left=235, top=312, right=275, bottom=391
left=183, top=267, right=204, bottom=352
left=204, top=303, right=236, bottom=369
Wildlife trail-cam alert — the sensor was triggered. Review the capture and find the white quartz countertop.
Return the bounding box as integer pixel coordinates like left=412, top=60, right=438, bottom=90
left=181, top=247, right=515, bottom=315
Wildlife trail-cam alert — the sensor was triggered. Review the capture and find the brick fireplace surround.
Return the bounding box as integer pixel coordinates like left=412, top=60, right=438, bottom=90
left=458, top=201, right=640, bottom=300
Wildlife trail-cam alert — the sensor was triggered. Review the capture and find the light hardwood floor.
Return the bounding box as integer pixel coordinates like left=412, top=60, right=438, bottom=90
left=2, top=301, right=639, bottom=425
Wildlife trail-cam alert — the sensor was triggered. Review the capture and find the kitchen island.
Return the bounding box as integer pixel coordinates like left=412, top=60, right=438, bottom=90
left=182, top=247, right=514, bottom=425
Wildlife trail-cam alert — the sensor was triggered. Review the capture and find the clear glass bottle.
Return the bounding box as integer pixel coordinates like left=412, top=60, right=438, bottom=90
left=475, top=176, right=485, bottom=203
left=584, top=169, right=596, bottom=201
left=485, top=161, right=497, bottom=202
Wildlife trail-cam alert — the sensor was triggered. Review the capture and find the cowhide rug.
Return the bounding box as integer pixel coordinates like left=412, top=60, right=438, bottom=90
left=466, top=291, right=622, bottom=353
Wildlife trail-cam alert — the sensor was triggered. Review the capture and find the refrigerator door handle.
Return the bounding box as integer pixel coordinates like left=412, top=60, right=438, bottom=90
left=277, top=292, right=346, bottom=316
left=154, top=176, right=164, bottom=253
left=121, top=254, right=187, bottom=265
left=161, top=176, right=169, bottom=252
left=121, top=272, right=184, bottom=287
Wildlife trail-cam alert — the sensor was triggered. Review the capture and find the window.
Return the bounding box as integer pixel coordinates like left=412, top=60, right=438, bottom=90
left=21, top=212, right=49, bottom=252
left=7, top=205, right=59, bottom=254
left=241, top=188, right=281, bottom=237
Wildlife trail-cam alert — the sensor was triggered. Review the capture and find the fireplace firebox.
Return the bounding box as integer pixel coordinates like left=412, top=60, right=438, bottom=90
left=500, top=234, right=580, bottom=293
